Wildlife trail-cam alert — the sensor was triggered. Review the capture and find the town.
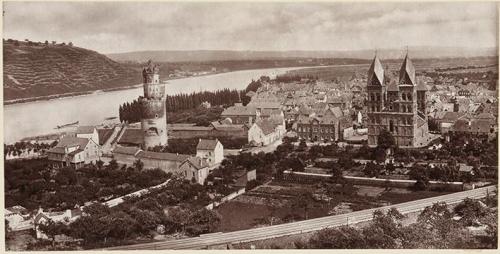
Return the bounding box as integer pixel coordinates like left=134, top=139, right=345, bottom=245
left=3, top=1, right=498, bottom=251
left=5, top=52, right=498, bottom=250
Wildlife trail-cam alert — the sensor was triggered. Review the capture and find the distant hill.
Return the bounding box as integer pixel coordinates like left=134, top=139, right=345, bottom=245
left=3, top=40, right=142, bottom=101
left=107, top=47, right=497, bottom=63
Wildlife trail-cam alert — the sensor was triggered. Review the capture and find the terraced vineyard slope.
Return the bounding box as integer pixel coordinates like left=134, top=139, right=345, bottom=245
left=3, top=40, right=142, bottom=102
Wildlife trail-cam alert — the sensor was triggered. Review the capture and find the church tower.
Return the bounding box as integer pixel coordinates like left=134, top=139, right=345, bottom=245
left=140, top=60, right=168, bottom=149
left=367, top=53, right=386, bottom=146
left=367, top=51, right=430, bottom=148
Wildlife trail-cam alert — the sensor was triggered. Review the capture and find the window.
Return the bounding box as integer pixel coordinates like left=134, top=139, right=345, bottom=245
left=408, top=93, right=412, bottom=101
left=402, top=93, right=406, bottom=101
left=370, top=93, right=375, bottom=101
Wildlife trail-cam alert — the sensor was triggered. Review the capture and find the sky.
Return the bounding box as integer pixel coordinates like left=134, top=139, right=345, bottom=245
left=3, top=1, right=498, bottom=54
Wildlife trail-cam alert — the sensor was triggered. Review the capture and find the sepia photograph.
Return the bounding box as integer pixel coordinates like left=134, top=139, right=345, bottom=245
left=2, top=0, right=499, bottom=251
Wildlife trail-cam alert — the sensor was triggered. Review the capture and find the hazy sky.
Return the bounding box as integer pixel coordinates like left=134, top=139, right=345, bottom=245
left=3, top=1, right=498, bottom=54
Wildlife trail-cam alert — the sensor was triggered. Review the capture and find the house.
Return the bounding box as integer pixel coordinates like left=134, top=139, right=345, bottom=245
left=221, top=103, right=259, bottom=124
left=34, top=207, right=82, bottom=239
left=248, top=119, right=282, bottom=146
left=295, top=106, right=346, bottom=141
left=196, top=139, right=224, bottom=166
left=112, top=146, right=141, bottom=166
left=179, top=156, right=210, bottom=185
left=136, top=151, right=190, bottom=173
left=47, top=136, right=100, bottom=168
left=75, top=126, right=99, bottom=145
left=5, top=206, right=31, bottom=231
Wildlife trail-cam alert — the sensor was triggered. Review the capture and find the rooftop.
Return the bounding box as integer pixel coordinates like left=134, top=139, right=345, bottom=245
left=197, top=139, right=220, bottom=150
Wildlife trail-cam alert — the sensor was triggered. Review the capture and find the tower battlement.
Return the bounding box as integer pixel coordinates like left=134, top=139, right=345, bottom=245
left=140, top=60, right=168, bottom=149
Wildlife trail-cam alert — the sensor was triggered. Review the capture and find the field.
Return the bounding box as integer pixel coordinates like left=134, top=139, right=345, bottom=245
left=282, top=56, right=498, bottom=81
left=215, top=180, right=452, bottom=233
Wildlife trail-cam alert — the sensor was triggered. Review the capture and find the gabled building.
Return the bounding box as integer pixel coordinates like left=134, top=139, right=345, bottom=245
left=179, top=156, right=210, bottom=185
left=248, top=119, right=282, bottom=146
left=221, top=103, right=259, bottom=124
left=295, top=106, right=346, bottom=141
left=196, top=139, right=224, bottom=166
left=75, top=126, right=99, bottom=145
left=47, top=136, right=100, bottom=168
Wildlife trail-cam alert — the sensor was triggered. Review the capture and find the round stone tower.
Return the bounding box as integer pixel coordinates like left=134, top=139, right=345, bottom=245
left=140, top=60, right=168, bottom=149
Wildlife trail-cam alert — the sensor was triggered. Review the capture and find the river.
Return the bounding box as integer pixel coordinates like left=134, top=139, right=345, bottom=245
left=3, top=66, right=306, bottom=144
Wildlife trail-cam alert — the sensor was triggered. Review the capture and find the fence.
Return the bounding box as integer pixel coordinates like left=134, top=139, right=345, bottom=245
left=282, top=170, right=465, bottom=191
left=205, top=188, right=246, bottom=210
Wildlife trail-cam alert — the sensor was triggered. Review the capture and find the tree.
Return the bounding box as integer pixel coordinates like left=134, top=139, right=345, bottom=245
left=96, top=160, right=104, bottom=170
left=129, top=208, right=160, bottom=235
left=377, top=129, right=395, bottom=150
left=133, top=159, right=144, bottom=171
left=291, top=192, right=315, bottom=220
left=82, top=203, right=111, bottom=218
left=68, top=215, right=112, bottom=245
left=453, top=198, right=488, bottom=226
left=309, top=226, right=366, bottom=248
left=186, top=209, right=221, bottom=236
left=38, top=219, right=68, bottom=247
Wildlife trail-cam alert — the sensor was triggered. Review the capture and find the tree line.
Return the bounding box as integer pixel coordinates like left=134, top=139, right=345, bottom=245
left=118, top=76, right=268, bottom=123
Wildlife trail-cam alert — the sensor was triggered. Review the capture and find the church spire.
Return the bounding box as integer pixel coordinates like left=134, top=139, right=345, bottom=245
left=399, top=50, right=416, bottom=86
left=367, top=51, right=385, bottom=86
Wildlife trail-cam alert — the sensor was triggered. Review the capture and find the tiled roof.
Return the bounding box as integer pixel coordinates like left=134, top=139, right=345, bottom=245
left=56, top=136, right=89, bottom=148
left=48, top=147, right=66, bottom=154
left=329, top=107, right=344, bottom=118
left=197, top=139, right=219, bottom=150
left=68, top=148, right=84, bottom=156
left=113, top=146, right=141, bottom=156
left=136, top=151, right=190, bottom=162
left=167, top=124, right=213, bottom=131
left=5, top=205, right=27, bottom=214
left=76, top=126, right=95, bottom=134
left=249, top=101, right=281, bottom=109
left=256, top=120, right=276, bottom=135
left=182, top=156, right=209, bottom=170
left=118, top=128, right=143, bottom=145
left=221, top=105, right=257, bottom=116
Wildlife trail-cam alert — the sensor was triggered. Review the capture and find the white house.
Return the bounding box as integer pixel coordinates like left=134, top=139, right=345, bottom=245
left=248, top=119, right=281, bottom=146
left=47, top=136, right=101, bottom=168
left=179, top=157, right=210, bottom=185
left=196, top=139, right=224, bottom=166
left=75, top=126, right=99, bottom=145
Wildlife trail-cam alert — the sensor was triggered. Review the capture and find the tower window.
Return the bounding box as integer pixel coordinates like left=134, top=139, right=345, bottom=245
left=402, top=93, right=406, bottom=101
left=408, top=93, right=412, bottom=101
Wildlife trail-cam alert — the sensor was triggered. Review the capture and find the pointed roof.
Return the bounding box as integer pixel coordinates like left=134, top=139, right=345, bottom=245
left=182, top=156, right=209, bottom=170
left=367, top=54, right=384, bottom=86
left=399, top=54, right=416, bottom=86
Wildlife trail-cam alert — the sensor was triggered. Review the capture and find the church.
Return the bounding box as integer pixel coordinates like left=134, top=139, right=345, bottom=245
left=366, top=53, right=431, bottom=148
